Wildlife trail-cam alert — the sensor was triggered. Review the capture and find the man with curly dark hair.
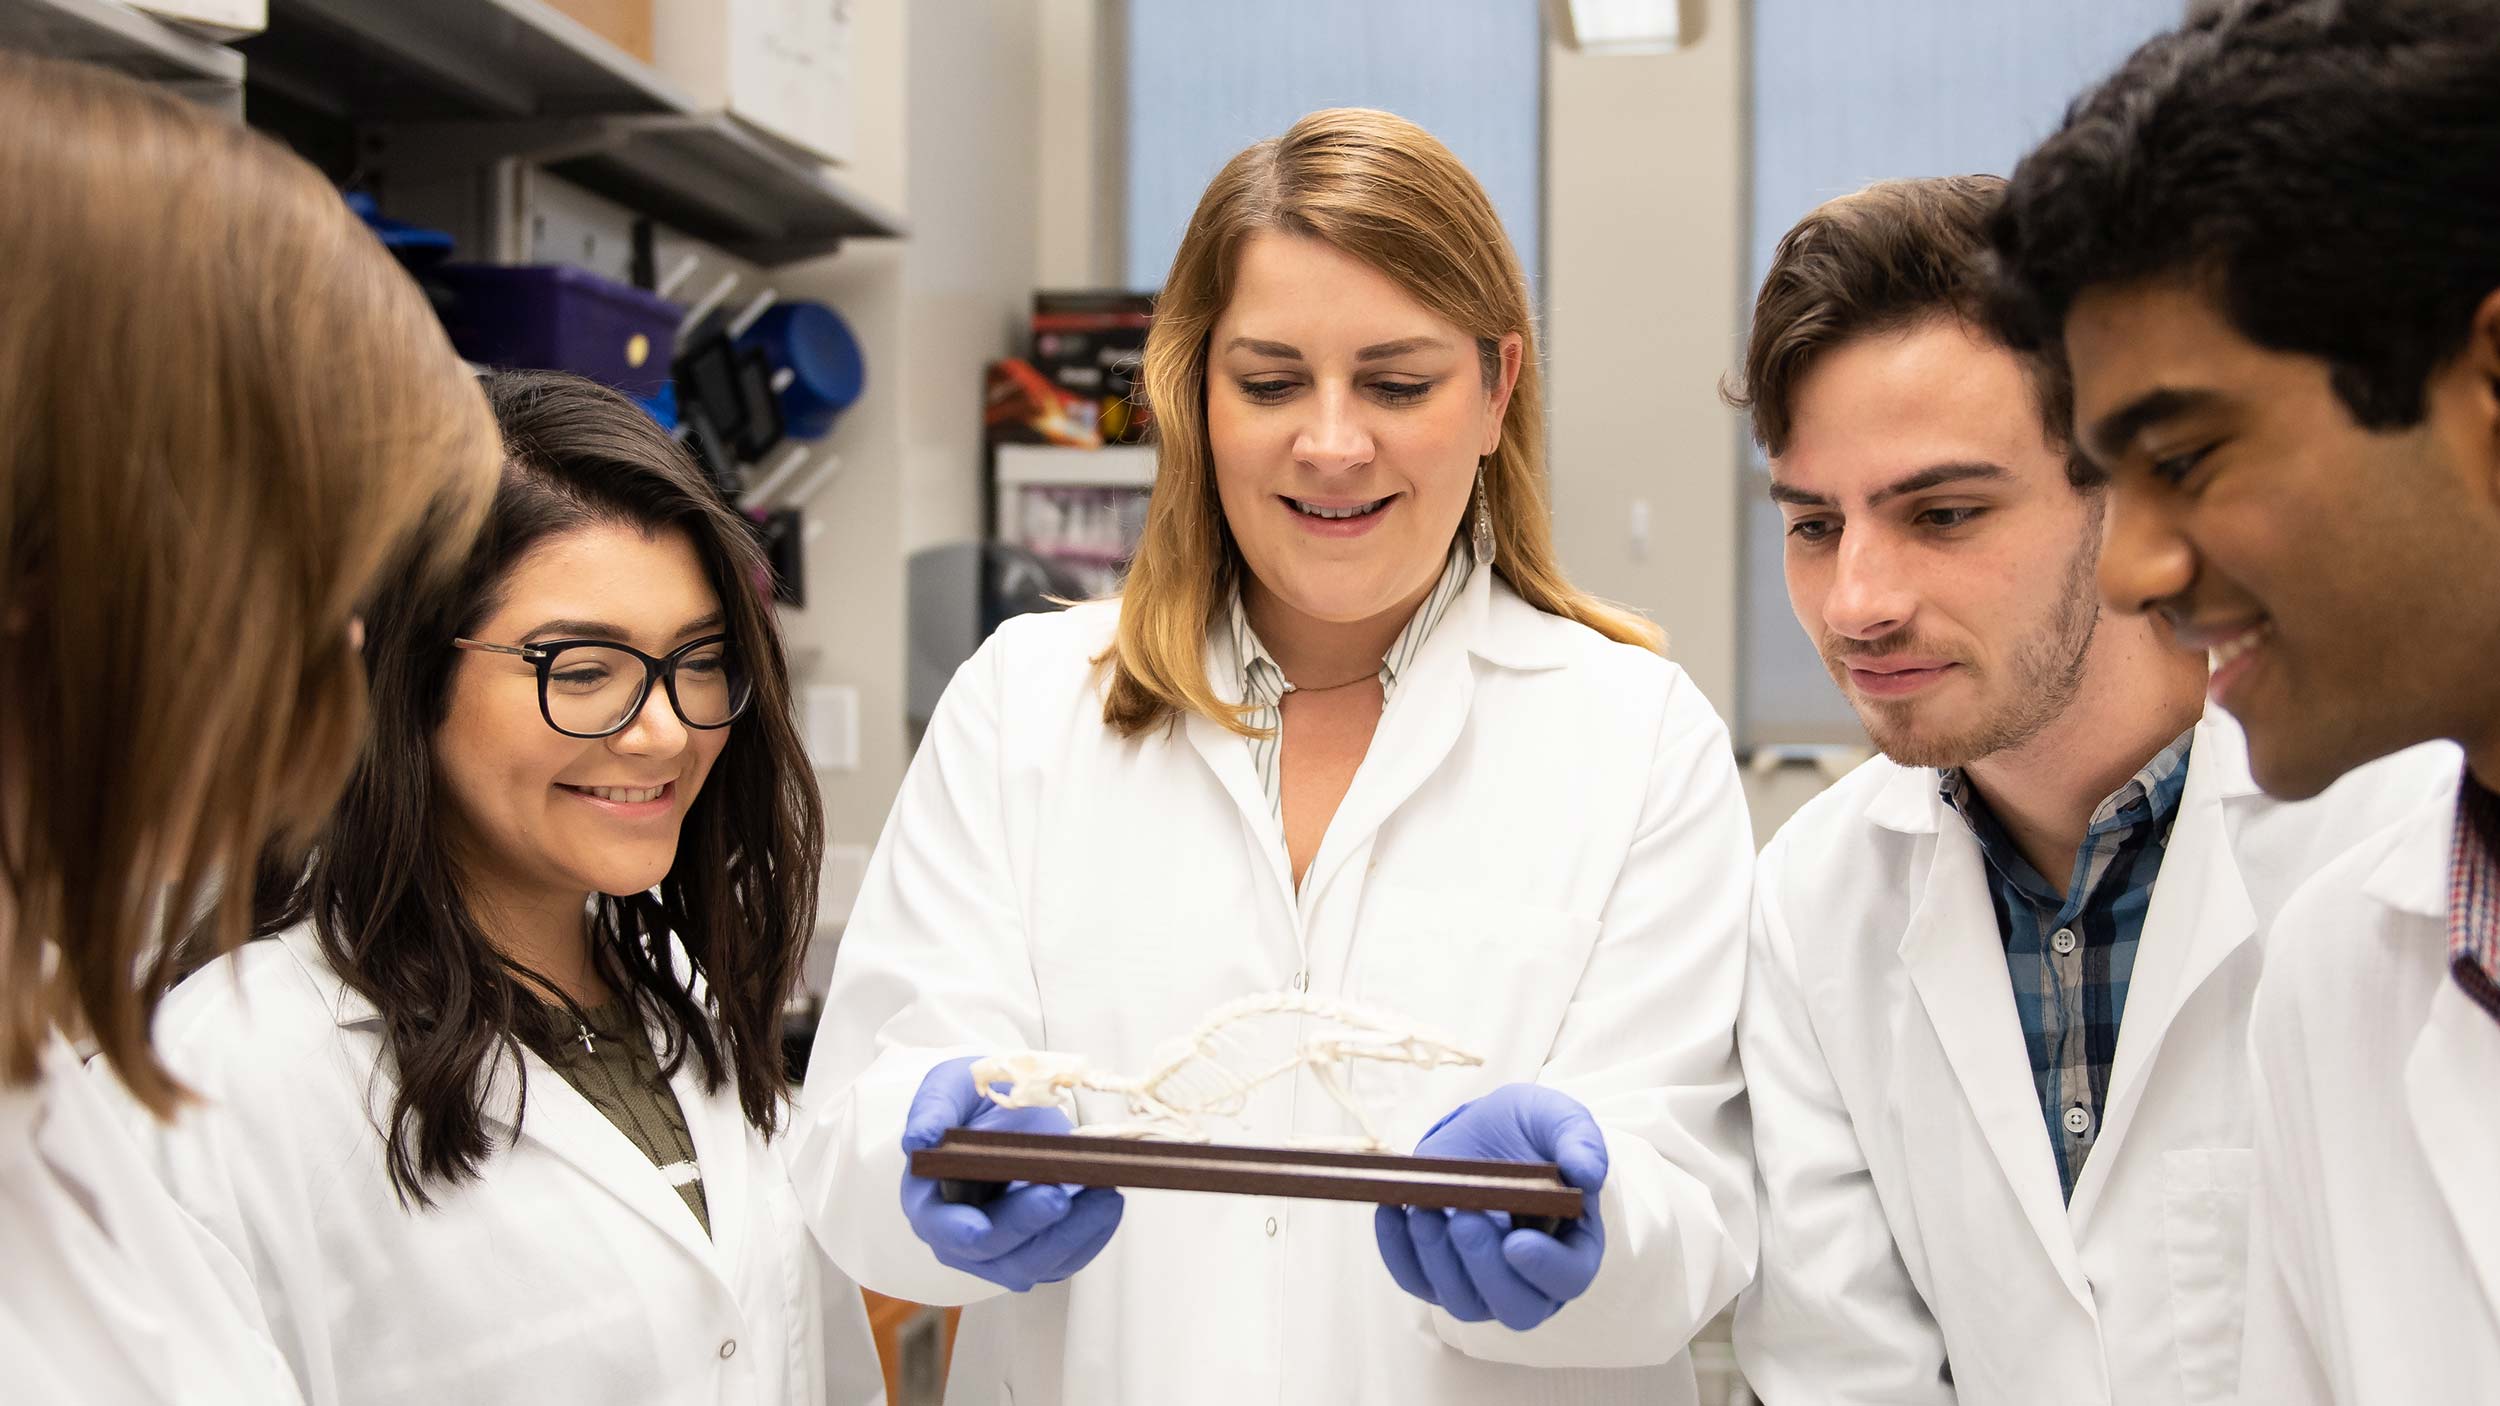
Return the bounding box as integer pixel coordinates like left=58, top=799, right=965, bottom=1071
left=1990, top=1, right=2500, bottom=1397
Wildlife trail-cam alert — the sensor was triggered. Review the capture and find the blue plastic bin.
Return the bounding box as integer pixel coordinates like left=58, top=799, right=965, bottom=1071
left=428, top=264, right=680, bottom=399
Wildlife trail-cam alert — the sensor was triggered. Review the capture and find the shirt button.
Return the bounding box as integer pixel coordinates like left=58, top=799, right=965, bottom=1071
left=2064, top=1105, right=2093, bottom=1137
left=2052, top=927, right=2078, bottom=956
left=1264, top=1216, right=1279, bottom=1237
left=1291, top=970, right=1308, bottom=992
left=719, top=1339, right=738, bottom=1360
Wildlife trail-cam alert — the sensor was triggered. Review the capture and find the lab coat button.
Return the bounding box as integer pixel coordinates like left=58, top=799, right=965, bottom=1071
left=2052, top=927, right=2078, bottom=955
left=1264, top=1217, right=1279, bottom=1237
left=2064, top=1105, right=2092, bottom=1137
left=719, top=1339, right=738, bottom=1360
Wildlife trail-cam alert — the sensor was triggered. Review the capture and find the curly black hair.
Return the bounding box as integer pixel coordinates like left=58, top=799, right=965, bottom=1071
left=1987, top=0, right=2500, bottom=431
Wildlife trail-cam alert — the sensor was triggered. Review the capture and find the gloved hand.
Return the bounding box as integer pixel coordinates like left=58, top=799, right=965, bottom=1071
left=1374, top=1083, right=1608, bottom=1331
left=899, top=1055, right=1125, bottom=1292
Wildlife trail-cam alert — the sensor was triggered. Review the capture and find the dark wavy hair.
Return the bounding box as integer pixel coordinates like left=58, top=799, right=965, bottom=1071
left=250, top=369, right=823, bottom=1206
left=1987, top=0, right=2500, bottom=432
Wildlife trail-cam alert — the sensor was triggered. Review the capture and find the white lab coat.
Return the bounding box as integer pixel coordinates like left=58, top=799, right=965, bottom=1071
left=793, top=572, right=1758, bottom=1406
left=2238, top=770, right=2500, bottom=1404
left=1733, top=713, right=2452, bottom=1406
left=2, top=1039, right=305, bottom=1406
left=100, top=926, right=885, bottom=1406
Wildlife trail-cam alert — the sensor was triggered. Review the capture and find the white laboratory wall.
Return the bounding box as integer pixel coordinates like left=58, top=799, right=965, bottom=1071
left=772, top=1, right=1104, bottom=965
left=1035, top=0, right=1125, bottom=289
left=896, top=0, right=1042, bottom=559
left=1542, top=1, right=1748, bottom=728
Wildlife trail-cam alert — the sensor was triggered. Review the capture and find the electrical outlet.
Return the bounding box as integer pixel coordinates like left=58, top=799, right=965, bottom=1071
left=803, top=683, right=860, bottom=772
left=819, top=843, right=871, bottom=932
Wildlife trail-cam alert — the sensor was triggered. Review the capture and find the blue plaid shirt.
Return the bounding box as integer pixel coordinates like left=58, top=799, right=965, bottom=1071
left=1939, top=729, right=2195, bottom=1201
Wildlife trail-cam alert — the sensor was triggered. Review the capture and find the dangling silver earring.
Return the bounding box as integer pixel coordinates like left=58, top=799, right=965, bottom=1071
left=1471, top=462, right=1496, bottom=568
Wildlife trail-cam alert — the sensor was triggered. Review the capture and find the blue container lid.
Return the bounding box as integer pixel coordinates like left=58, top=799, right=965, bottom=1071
left=739, top=301, right=864, bottom=440
left=344, top=191, right=455, bottom=265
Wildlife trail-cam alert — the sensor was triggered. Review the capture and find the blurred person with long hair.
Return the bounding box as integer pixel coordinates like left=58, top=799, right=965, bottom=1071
left=0, top=54, right=501, bottom=1404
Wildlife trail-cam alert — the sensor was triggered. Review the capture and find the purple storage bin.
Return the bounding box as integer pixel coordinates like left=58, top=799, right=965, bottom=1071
left=429, top=264, right=680, bottom=399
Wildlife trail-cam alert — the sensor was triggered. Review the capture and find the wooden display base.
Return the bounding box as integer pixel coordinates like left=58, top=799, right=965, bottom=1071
left=911, top=1128, right=1582, bottom=1235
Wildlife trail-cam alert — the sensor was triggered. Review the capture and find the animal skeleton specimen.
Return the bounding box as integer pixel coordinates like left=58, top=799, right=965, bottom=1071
left=971, top=991, right=1481, bottom=1153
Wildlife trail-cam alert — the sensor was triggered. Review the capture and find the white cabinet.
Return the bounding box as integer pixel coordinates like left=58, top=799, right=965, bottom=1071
left=653, top=0, right=853, bottom=166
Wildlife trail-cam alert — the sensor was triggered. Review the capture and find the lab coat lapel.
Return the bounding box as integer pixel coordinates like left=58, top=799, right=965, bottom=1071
left=282, top=926, right=726, bottom=1278
left=1894, top=782, right=2090, bottom=1302
left=1294, top=568, right=1492, bottom=907
left=478, top=1023, right=722, bottom=1275
left=2407, top=980, right=2500, bottom=1334
left=2391, top=793, right=2500, bottom=1334
left=2069, top=718, right=2259, bottom=1227
left=666, top=1024, right=750, bottom=1286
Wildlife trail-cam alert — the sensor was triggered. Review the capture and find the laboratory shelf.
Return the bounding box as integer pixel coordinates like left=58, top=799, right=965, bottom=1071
left=0, top=0, right=243, bottom=91
left=362, top=110, right=903, bottom=265
left=241, top=0, right=901, bottom=263
left=241, top=0, right=683, bottom=119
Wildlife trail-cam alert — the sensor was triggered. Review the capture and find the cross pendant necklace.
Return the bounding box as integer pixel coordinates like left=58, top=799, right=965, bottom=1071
left=575, top=1020, right=597, bottom=1056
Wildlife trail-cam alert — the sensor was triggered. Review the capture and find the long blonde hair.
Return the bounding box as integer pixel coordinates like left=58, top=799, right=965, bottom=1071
left=1105, top=107, right=1658, bottom=737
left=0, top=56, right=502, bottom=1113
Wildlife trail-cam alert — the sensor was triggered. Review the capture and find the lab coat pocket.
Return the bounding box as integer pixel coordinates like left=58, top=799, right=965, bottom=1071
left=1350, top=881, right=1601, bottom=1077
left=2162, top=1146, right=2256, bottom=1404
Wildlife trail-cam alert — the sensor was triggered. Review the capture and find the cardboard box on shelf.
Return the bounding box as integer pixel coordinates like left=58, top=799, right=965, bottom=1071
left=984, top=358, right=1099, bottom=450
left=131, top=0, right=264, bottom=38
left=545, top=0, right=654, bottom=63
left=653, top=0, right=853, bottom=166
left=1031, top=290, right=1155, bottom=444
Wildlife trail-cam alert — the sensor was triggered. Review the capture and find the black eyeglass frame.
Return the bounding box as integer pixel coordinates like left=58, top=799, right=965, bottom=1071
left=451, top=633, right=753, bottom=740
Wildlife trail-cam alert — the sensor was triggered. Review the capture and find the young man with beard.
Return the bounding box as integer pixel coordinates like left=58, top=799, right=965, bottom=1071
left=1723, top=176, right=2451, bottom=1406
left=1987, top=2, right=2500, bottom=1397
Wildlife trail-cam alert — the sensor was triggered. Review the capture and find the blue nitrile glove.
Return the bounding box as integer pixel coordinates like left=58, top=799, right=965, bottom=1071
left=899, top=1055, right=1125, bottom=1292
left=1374, top=1083, right=1608, bottom=1331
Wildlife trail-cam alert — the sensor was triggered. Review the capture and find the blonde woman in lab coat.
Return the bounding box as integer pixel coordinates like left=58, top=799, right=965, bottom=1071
left=0, top=55, right=502, bottom=1404
left=104, top=373, right=883, bottom=1406
left=797, top=107, right=1757, bottom=1406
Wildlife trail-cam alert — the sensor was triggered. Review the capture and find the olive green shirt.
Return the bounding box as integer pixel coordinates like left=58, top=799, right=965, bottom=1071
left=523, top=998, right=710, bottom=1236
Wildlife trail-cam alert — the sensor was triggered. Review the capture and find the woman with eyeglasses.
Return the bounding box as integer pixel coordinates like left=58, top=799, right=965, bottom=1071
left=100, top=370, right=883, bottom=1405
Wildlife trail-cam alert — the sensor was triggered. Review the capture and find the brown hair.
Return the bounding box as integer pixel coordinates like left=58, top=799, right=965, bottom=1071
left=1727, top=175, right=2091, bottom=485
left=0, top=55, right=501, bottom=1113
left=251, top=371, right=823, bottom=1205
left=1104, top=107, right=1660, bottom=737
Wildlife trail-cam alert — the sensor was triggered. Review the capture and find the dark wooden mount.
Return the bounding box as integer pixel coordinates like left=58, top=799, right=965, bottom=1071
left=912, top=1128, right=1582, bottom=1235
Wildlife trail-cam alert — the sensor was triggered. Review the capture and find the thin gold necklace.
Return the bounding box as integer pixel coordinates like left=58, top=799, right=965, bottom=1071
left=1285, top=667, right=1380, bottom=694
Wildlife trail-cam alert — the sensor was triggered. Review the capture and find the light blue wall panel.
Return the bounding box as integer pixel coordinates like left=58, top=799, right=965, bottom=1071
left=1123, top=0, right=1543, bottom=293
left=1740, top=0, right=2184, bottom=743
